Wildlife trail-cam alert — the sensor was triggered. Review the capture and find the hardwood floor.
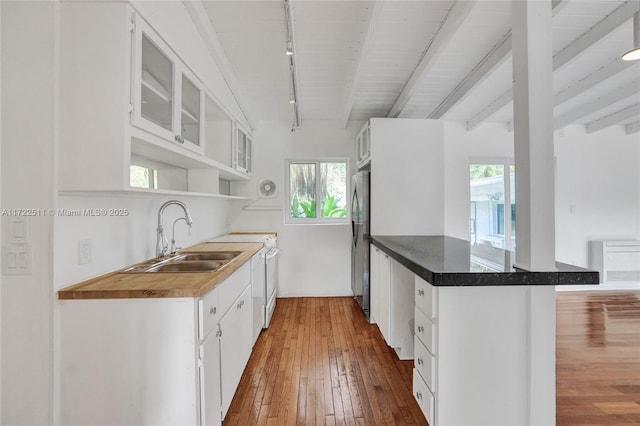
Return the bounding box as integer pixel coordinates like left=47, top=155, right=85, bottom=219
left=224, top=291, right=640, bottom=425
left=223, top=297, right=427, bottom=425
left=556, top=290, right=640, bottom=426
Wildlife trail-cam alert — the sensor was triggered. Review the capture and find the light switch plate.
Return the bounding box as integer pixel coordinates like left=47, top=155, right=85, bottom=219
left=78, top=239, right=91, bottom=265
left=9, top=217, right=30, bottom=244
left=2, top=244, right=33, bottom=275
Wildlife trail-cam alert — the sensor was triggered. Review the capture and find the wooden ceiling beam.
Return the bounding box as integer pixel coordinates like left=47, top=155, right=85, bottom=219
left=466, top=0, right=639, bottom=130
left=585, top=103, right=640, bottom=134
left=554, top=81, right=639, bottom=130
left=429, top=0, right=567, bottom=119
left=340, top=2, right=383, bottom=129
left=386, top=0, right=475, bottom=119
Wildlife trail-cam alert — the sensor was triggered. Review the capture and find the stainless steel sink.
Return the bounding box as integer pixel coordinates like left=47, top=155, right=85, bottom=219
left=121, top=251, right=240, bottom=273
left=175, top=251, right=241, bottom=261
left=145, top=260, right=225, bottom=273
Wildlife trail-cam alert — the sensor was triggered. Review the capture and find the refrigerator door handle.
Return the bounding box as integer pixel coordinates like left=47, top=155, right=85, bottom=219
left=351, top=187, right=359, bottom=247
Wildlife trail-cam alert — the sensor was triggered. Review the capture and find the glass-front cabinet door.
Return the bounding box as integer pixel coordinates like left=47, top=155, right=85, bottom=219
left=140, top=34, right=173, bottom=133
left=179, top=72, right=204, bottom=152
left=234, top=123, right=252, bottom=175
left=132, top=15, right=204, bottom=155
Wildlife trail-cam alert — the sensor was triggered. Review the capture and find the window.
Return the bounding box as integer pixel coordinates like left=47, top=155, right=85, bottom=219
left=130, top=165, right=158, bottom=189
left=469, top=161, right=516, bottom=251
left=285, top=159, right=349, bottom=224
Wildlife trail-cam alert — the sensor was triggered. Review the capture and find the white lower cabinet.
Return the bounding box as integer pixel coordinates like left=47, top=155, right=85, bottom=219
left=411, top=275, right=557, bottom=426
left=200, top=325, right=222, bottom=426
left=219, top=284, right=252, bottom=418
left=370, top=244, right=414, bottom=360
left=59, top=262, right=254, bottom=426
left=413, top=369, right=435, bottom=426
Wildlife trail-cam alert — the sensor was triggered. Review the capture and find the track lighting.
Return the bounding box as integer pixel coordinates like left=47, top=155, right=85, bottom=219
left=285, top=41, right=293, bottom=56
left=622, top=11, right=640, bottom=61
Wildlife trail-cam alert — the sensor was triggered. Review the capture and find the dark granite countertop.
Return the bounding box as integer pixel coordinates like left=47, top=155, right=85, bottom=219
left=370, top=235, right=599, bottom=287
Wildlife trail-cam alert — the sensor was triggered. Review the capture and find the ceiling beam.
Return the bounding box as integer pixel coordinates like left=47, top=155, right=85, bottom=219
left=625, top=120, right=640, bottom=135
left=182, top=1, right=256, bottom=131
left=466, top=88, right=512, bottom=130
left=466, top=0, right=639, bottom=130
left=554, top=58, right=634, bottom=106
left=429, top=0, right=567, bottom=119
left=553, top=0, right=639, bottom=70
left=340, top=2, right=383, bottom=128
left=429, top=32, right=511, bottom=119
left=585, top=103, right=640, bottom=133
left=386, top=0, right=476, bottom=118
left=554, top=81, right=640, bottom=130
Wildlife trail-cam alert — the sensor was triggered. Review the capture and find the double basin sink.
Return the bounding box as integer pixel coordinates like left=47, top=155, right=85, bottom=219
left=123, top=251, right=241, bottom=273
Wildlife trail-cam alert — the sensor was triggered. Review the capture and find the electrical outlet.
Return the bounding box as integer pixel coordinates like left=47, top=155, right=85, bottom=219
left=78, top=239, right=91, bottom=265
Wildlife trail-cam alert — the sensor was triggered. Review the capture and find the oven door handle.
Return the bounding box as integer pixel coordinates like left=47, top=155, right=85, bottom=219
left=266, top=248, right=279, bottom=260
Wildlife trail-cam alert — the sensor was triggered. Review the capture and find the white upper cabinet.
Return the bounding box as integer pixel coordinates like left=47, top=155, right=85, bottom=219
left=132, top=16, right=204, bottom=155
left=356, top=121, right=371, bottom=169
left=233, top=122, right=253, bottom=176
left=58, top=2, right=252, bottom=196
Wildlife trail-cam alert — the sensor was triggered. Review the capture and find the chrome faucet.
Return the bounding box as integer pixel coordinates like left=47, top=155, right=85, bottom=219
left=156, top=200, right=193, bottom=258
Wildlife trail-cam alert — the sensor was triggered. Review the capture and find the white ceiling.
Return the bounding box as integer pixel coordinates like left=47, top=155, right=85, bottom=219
left=202, top=0, right=640, bottom=135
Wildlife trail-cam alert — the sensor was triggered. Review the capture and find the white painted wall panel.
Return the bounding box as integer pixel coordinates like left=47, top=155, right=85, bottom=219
left=229, top=120, right=357, bottom=297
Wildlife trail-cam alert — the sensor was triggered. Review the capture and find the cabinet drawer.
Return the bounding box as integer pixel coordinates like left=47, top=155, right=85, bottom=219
left=414, top=338, right=436, bottom=392
left=413, top=369, right=435, bottom=426
left=219, top=262, right=251, bottom=316
left=198, top=287, right=220, bottom=340
left=415, top=307, right=437, bottom=354
left=415, top=276, right=437, bottom=318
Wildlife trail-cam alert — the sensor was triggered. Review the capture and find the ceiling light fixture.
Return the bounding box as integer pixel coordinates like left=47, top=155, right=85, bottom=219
left=285, top=41, right=293, bottom=56
left=622, top=11, right=640, bottom=61
left=289, top=93, right=296, bottom=104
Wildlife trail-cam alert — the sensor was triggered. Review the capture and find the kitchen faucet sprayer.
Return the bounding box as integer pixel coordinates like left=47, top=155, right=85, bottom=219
left=156, top=200, right=193, bottom=258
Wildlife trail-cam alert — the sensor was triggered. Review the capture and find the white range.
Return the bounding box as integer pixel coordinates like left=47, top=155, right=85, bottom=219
left=209, top=233, right=278, bottom=343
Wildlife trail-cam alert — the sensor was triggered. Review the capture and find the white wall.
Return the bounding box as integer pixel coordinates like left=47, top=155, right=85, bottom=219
left=229, top=120, right=358, bottom=297
left=555, top=125, right=640, bottom=267
left=53, top=196, right=231, bottom=290
left=1, top=2, right=56, bottom=424
left=443, top=121, right=640, bottom=271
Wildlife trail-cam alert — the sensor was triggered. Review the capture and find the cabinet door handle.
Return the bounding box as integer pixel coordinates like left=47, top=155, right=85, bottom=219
left=209, top=306, right=216, bottom=316
left=417, top=358, right=423, bottom=365
left=418, top=289, right=425, bottom=296
left=417, top=325, right=424, bottom=333
left=416, top=391, right=422, bottom=400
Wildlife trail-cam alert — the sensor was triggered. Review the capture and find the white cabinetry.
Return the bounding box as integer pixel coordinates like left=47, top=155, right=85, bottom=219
left=367, top=118, right=445, bottom=236
left=58, top=2, right=250, bottom=197
left=411, top=275, right=556, bottom=426
left=233, top=122, right=253, bottom=176
left=370, top=244, right=415, bottom=360
left=132, top=16, right=204, bottom=154
left=59, top=261, right=254, bottom=425
left=355, top=121, right=371, bottom=169
left=219, top=284, right=252, bottom=417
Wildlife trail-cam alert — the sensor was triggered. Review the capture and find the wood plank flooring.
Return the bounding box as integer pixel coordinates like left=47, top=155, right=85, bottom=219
left=223, top=297, right=427, bottom=425
left=224, top=291, right=640, bottom=425
left=556, top=290, right=640, bottom=426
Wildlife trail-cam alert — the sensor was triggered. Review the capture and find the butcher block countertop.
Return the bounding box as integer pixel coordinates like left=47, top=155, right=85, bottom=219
left=57, top=242, right=263, bottom=300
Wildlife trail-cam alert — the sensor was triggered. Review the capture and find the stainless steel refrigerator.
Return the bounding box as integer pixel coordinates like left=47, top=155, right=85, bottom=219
left=351, top=171, right=370, bottom=319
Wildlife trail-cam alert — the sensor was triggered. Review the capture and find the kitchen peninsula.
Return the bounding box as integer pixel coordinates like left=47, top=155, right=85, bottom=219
left=369, top=235, right=599, bottom=426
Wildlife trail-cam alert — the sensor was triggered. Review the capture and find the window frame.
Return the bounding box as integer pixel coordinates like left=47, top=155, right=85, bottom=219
left=284, top=158, right=350, bottom=225
left=469, top=157, right=515, bottom=251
